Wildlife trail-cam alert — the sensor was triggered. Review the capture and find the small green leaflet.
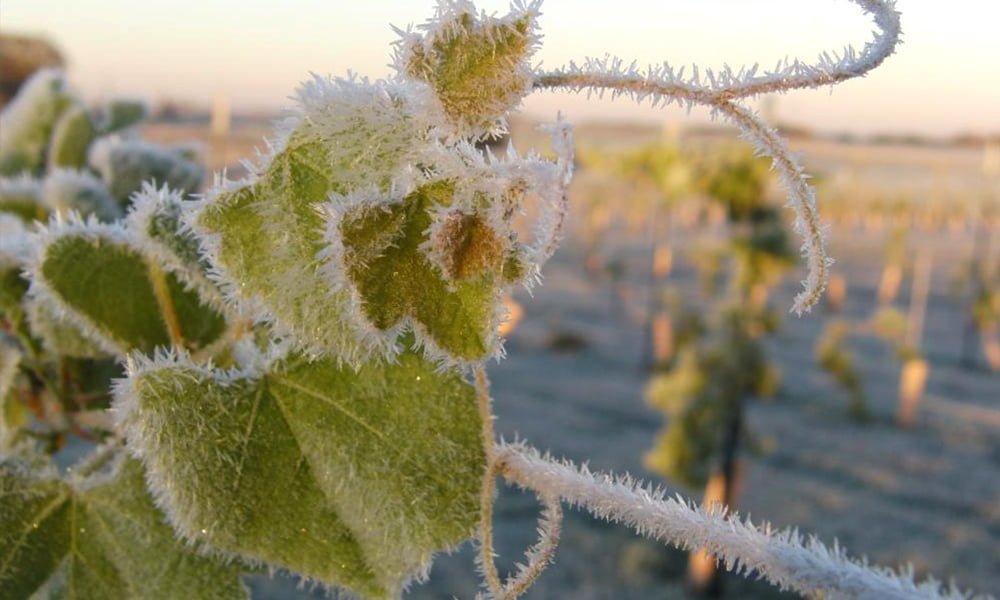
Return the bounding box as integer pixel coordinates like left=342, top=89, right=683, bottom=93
left=47, top=104, right=96, bottom=170
left=100, top=99, right=147, bottom=134
left=339, top=181, right=518, bottom=361
left=0, top=449, right=247, bottom=599
left=117, top=350, right=485, bottom=599
left=0, top=69, right=73, bottom=177
left=26, top=297, right=109, bottom=359
left=399, top=3, right=536, bottom=137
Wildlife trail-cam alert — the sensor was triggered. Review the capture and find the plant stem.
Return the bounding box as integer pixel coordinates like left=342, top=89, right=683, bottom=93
left=146, top=259, right=185, bottom=349
left=473, top=365, right=504, bottom=597
left=496, top=442, right=964, bottom=600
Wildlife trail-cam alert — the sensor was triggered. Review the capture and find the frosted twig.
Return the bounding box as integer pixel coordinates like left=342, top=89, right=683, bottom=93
left=533, top=0, right=901, bottom=313
left=496, top=442, right=974, bottom=600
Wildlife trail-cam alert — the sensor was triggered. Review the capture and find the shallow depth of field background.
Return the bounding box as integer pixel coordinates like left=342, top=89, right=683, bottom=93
left=2, top=0, right=997, bottom=597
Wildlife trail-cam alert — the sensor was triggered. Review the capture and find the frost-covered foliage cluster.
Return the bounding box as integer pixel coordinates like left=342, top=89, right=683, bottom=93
left=642, top=148, right=792, bottom=492
left=1, top=1, right=977, bottom=599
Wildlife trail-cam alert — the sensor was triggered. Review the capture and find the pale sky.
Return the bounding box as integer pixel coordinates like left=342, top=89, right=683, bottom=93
left=3, top=0, right=999, bottom=136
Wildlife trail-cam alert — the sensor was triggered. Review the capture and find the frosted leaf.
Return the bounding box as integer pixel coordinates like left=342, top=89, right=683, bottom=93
left=26, top=217, right=226, bottom=357
left=99, top=98, right=147, bottom=134
left=191, top=75, right=436, bottom=364
left=0, top=69, right=73, bottom=176
left=47, top=103, right=96, bottom=170
left=125, top=184, right=225, bottom=310
left=0, top=175, right=46, bottom=223
left=395, top=0, right=540, bottom=138
left=0, top=448, right=246, bottom=599
left=327, top=178, right=527, bottom=363
left=42, top=169, right=120, bottom=222
left=115, top=349, right=486, bottom=599
left=88, top=136, right=204, bottom=207
left=25, top=296, right=109, bottom=360
left=319, top=127, right=570, bottom=364
left=0, top=338, right=24, bottom=449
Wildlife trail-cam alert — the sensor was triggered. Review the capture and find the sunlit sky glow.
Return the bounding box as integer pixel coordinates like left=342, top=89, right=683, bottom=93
left=4, top=0, right=999, bottom=136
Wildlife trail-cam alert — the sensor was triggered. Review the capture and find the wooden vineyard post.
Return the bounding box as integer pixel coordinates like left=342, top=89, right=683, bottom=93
left=651, top=313, right=674, bottom=367
left=209, top=93, right=231, bottom=171
left=981, top=323, right=1000, bottom=371
left=878, top=223, right=908, bottom=305
left=898, top=250, right=932, bottom=428
left=877, top=261, right=903, bottom=305
left=648, top=244, right=674, bottom=368
left=826, top=272, right=847, bottom=312
left=687, top=410, right=744, bottom=598
left=897, top=358, right=929, bottom=427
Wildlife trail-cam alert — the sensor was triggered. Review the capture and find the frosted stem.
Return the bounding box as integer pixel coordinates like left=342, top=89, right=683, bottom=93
left=496, top=442, right=971, bottom=600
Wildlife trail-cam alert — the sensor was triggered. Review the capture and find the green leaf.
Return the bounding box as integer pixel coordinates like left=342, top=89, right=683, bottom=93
left=0, top=177, right=47, bottom=223
left=339, top=181, right=517, bottom=361
left=1, top=264, right=30, bottom=322
left=399, top=4, right=536, bottom=136
left=0, top=337, right=25, bottom=448
left=0, top=450, right=247, bottom=599
left=198, top=148, right=362, bottom=359
left=100, top=99, right=146, bottom=134
left=118, top=350, right=486, bottom=598
left=89, top=137, right=204, bottom=206
left=47, top=104, right=96, bottom=170
left=126, top=185, right=222, bottom=308
left=195, top=76, right=430, bottom=363
left=42, top=170, right=121, bottom=222
left=0, top=215, right=31, bottom=319
left=31, top=224, right=226, bottom=356
left=0, top=454, right=70, bottom=595
left=0, top=69, right=73, bottom=176
left=26, top=297, right=108, bottom=359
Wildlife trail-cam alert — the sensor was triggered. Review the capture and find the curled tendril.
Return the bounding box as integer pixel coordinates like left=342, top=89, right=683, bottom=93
left=532, top=0, right=901, bottom=313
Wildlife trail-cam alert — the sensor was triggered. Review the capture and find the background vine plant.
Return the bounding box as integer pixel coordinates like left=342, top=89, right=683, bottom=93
left=2, top=1, right=980, bottom=598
